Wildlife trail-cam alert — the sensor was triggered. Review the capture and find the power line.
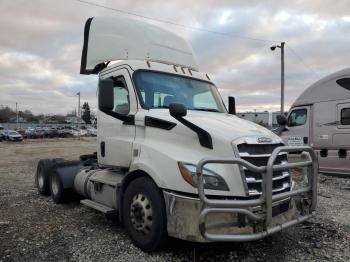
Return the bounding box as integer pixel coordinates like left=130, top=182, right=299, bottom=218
left=286, top=45, right=320, bottom=79
left=74, top=0, right=319, bottom=79
left=74, top=0, right=279, bottom=43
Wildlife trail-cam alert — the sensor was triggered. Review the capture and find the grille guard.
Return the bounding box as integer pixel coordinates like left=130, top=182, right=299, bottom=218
left=196, top=146, right=318, bottom=241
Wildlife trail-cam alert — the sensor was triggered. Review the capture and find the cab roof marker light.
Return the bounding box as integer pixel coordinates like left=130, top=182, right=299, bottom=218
left=173, top=65, right=178, bottom=72
left=146, top=60, right=151, bottom=68
left=181, top=67, right=186, bottom=74
left=206, top=74, right=210, bottom=80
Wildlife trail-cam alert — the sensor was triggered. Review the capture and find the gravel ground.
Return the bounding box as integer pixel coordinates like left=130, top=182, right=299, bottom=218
left=0, top=138, right=349, bottom=261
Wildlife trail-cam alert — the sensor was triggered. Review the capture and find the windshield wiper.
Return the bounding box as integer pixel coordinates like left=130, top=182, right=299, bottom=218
left=152, top=106, right=169, bottom=109
left=192, top=108, right=219, bottom=112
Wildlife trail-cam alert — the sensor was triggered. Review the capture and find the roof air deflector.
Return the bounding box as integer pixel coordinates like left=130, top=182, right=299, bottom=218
left=80, top=16, right=199, bottom=75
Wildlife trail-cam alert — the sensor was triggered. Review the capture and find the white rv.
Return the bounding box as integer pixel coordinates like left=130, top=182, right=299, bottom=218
left=35, top=16, right=318, bottom=251
left=279, top=68, right=350, bottom=176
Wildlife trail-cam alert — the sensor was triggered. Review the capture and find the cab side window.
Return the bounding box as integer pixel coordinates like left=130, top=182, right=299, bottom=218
left=112, top=77, right=130, bottom=115
left=288, top=109, right=307, bottom=127
left=341, top=108, right=350, bottom=125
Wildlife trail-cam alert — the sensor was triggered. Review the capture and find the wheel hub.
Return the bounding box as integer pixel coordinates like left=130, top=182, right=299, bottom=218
left=51, top=176, right=59, bottom=195
left=130, top=193, right=153, bottom=235
left=38, top=168, right=44, bottom=189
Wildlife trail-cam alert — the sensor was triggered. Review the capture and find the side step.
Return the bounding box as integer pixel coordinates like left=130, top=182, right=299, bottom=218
left=81, top=199, right=117, bottom=214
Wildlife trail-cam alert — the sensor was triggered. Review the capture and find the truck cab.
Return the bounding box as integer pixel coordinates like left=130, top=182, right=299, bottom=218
left=35, top=16, right=318, bottom=251
left=279, top=68, right=350, bottom=175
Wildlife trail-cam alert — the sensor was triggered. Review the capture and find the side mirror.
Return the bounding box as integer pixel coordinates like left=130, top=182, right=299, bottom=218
left=277, top=115, right=288, bottom=126
left=169, top=103, right=187, bottom=118
left=228, top=96, right=236, bottom=115
left=98, top=79, right=114, bottom=111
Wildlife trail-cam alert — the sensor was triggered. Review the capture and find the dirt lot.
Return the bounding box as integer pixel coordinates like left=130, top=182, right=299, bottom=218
left=0, top=138, right=350, bottom=262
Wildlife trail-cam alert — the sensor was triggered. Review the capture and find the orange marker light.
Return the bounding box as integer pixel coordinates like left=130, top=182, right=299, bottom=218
left=178, top=162, right=196, bottom=187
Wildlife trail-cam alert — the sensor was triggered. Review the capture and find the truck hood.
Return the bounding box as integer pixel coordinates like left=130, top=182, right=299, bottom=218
left=146, top=109, right=280, bottom=143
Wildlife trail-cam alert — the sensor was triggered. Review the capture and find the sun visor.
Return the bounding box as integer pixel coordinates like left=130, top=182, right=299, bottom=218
left=80, top=16, right=199, bottom=75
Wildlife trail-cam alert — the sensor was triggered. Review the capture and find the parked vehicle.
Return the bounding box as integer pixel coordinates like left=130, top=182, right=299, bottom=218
left=87, top=128, right=97, bottom=136
left=80, top=129, right=88, bottom=136
left=25, top=128, right=35, bottom=138
left=16, top=129, right=28, bottom=139
left=43, top=128, right=59, bottom=138
left=56, top=129, right=71, bottom=138
left=277, top=68, right=350, bottom=176
left=35, top=16, right=318, bottom=251
left=2, top=130, right=23, bottom=141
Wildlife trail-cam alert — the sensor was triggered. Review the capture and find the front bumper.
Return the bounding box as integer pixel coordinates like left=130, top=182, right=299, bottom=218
left=10, top=137, right=22, bottom=141
left=163, top=146, right=317, bottom=242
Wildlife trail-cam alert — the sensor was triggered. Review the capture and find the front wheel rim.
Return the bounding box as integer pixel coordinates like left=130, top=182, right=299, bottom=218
left=130, top=193, right=153, bottom=235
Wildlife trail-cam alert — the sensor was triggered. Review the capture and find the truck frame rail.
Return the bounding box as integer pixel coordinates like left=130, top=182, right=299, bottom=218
left=196, top=146, right=318, bottom=241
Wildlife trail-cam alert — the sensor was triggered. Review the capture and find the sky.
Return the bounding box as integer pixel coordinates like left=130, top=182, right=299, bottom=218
left=0, top=0, right=349, bottom=115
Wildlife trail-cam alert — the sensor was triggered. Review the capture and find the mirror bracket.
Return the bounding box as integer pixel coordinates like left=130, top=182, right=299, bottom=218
left=169, top=103, right=213, bottom=149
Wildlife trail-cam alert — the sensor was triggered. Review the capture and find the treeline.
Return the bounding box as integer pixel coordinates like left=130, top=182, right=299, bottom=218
left=0, top=102, right=94, bottom=124
left=0, top=106, right=43, bottom=123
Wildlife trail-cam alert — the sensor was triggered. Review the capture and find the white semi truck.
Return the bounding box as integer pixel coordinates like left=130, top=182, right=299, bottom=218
left=35, top=16, right=318, bottom=251
left=277, top=68, right=350, bottom=176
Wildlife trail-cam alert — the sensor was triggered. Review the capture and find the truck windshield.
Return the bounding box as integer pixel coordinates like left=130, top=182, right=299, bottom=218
left=133, top=71, right=226, bottom=113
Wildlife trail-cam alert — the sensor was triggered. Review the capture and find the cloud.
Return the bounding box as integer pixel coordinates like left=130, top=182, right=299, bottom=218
left=0, top=0, right=349, bottom=115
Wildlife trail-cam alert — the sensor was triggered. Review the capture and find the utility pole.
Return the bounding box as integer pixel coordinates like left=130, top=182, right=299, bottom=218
left=16, top=102, right=19, bottom=129
left=77, top=92, right=81, bottom=138
left=280, top=42, right=285, bottom=115
left=270, top=41, right=285, bottom=115
left=77, top=92, right=81, bottom=120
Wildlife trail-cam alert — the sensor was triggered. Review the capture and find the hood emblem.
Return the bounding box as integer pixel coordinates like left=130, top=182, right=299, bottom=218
left=257, top=137, right=272, bottom=143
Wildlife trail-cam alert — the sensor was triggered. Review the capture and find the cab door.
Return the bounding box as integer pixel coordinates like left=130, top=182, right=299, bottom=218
left=97, top=68, right=137, bottom=167
left=282, top=106, right=311, bottom=146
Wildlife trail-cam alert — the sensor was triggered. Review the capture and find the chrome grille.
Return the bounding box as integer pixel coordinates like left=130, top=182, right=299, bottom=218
left=237, top=143, right=291, bottom=197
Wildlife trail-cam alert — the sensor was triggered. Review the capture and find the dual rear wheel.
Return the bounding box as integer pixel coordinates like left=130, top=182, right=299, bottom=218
left=35, top=158, right=67, bottom=203
left=35, top=160, right=168, bottom=251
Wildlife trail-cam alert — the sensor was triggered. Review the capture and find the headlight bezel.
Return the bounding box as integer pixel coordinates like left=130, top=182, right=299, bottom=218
left=178, top=162, right=230, bottom=191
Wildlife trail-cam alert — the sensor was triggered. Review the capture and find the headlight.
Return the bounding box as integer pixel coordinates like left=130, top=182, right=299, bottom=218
left=178, top=162, right=229, bottom=191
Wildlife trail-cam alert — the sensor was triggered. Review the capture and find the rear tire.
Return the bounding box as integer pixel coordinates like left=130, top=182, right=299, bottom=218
left=35, top=159, right=62, bottom=196
left=122, top=177, right=168, bottom=252
left=50, top=172, right=67, bottom=204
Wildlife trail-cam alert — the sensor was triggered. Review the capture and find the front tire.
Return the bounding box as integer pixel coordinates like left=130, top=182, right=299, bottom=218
left=122, top=177, right=168, bottom=251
